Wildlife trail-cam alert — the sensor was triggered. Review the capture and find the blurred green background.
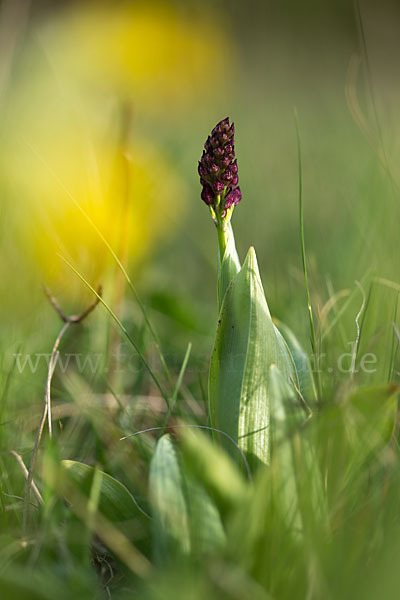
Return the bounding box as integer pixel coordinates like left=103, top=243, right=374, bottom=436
left=1, top=0, right=400, bottom=391
left=2, top=2, right=400, bottom=598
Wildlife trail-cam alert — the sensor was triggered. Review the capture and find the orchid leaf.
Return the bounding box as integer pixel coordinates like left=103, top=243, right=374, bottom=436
left=149, top=434, right=225, bottom=564
left=61, top=460, right=142, bottom=522
left=209, top=246, right=298, bottom=468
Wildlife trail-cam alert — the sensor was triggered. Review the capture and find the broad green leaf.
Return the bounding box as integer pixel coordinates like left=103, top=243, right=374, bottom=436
left=229, top=366, right=326, bottom=554
left=179, top=426, right=248, bottom=511
left=149, top=434, right=191, bottom=560
left=185, top=477, right=226, bottom=556
left=209, top=246, right=298, bottom=467
left=218, top=221, right=241, bottom=308
left=149, top=434, right=225, bottom=564
left=227, top=456, right=305, bottom=597
left=275, top=320, right=317, bottom=403
left=61, top=460, right=143, bottom=522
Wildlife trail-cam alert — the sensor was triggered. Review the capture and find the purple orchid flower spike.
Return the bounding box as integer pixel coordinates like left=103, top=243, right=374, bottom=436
left=198, top=117, right=242, bottom=225
left=198, top=118, right=242, bottom=305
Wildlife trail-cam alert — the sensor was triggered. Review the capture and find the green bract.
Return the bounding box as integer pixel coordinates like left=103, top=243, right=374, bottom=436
left=149, top=434, right=225, bottom=563
left=209, top=246, right=299, bottom=468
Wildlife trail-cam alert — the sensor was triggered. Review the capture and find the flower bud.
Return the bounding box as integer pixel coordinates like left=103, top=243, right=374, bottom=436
left=201, top=184, right=214, bottom=205
left=212, top=179, right=225, bottom=194
left=210, top=163, right=220, bottom=176
left=198, top=117, right=242, bottom=213
left=220, top=156, right=230, bottom=168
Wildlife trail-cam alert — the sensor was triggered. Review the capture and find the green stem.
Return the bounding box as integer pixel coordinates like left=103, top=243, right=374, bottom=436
left=217, top=220, right=229, bottom=263
left=216, top=219, right=241, bottom=309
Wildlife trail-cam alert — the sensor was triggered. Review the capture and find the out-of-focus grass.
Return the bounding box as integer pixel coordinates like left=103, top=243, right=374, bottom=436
left=2, top=0, right=400, bottom=344
left=1, top=0, right=400, bottom=598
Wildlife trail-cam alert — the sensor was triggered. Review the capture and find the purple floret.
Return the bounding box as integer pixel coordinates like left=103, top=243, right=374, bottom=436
left=198, top=117, right=242, bottom=214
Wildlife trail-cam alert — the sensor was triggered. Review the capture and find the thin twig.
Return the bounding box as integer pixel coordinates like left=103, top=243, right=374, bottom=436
left=43, top=286, right=69, bottom=322
left=46, top=321, right=71, bottom=437
left=23, top=287, right=102, bottom=532
left=43, top=285, right=102, bottom=323
left=9, top=450, right=43, bottom=505
left=58, top=254, right=171, bottom=409
left=351, top=280, right=366, bottom=378
left=28, top=142, right=173, bottom=387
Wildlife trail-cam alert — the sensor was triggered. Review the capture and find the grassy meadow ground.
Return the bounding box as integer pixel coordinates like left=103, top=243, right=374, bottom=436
left=1, top=1, right=400, bottom=598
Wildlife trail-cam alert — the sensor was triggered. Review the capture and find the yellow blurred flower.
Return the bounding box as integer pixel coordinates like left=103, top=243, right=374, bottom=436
left=1, top=1, right=233, bottom=298
left=4, top=111, right=185, bottom=296
left=39, top=1, right=232, bottom=114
